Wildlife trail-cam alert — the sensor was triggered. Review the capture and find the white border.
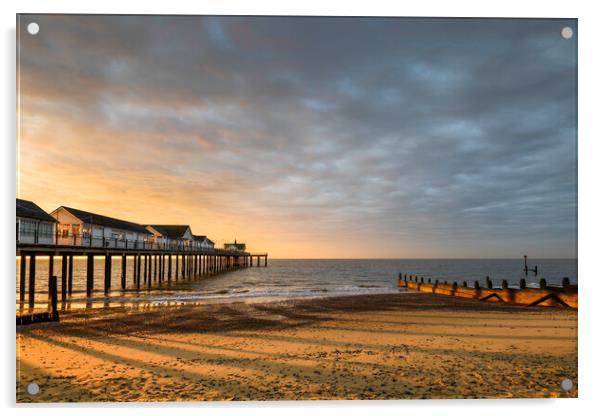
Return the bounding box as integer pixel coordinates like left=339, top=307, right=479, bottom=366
left=2, top=1, right=601, bottom=415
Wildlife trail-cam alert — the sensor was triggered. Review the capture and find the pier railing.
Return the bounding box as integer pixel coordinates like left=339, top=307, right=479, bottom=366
left=17, top=230, right=224, bottom=253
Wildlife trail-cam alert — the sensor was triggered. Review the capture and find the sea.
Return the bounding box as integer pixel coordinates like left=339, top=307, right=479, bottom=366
left=15, top=258, right=577, bottom=310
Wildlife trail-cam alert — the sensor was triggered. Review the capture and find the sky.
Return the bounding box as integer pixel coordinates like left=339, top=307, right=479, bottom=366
left=17, top=15, right=577, bottom=258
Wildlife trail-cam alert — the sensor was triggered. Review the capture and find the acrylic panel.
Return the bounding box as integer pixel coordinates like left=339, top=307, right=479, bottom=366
left=16, top=15, right=577, bottom=402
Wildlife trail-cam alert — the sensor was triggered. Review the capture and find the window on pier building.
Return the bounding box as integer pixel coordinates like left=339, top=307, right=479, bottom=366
left=39, top=223, right=53, bottom=237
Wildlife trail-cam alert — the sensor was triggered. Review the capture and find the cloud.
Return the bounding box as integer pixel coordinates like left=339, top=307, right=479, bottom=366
left=17, top=15, right=577, bottom=257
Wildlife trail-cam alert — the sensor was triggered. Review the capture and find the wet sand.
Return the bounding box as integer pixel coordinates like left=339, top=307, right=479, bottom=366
left=16, top=292, right=577, bottom=402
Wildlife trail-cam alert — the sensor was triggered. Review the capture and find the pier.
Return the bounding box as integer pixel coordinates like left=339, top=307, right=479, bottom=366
left=16, top=238, right=268, bottom=320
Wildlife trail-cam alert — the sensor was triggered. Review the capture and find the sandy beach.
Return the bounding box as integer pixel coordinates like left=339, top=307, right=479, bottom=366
left=16, top=292, right=577, bottom=402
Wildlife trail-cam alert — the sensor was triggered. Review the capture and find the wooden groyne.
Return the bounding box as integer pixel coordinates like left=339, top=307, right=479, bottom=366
left=398, top=274, right=577, bottom=308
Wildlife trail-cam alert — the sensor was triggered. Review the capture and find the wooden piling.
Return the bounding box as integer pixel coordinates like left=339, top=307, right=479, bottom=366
left=49, top=275, right=58, bottom=321
left=121, top=254, right=127, bottom=290
left=168, top=254, right=172, bottom=281
left=153, top=255, right=158, bottom=282
left=181, top=254, right=185, bottom=279
left=147, top=255, right=152, bottom=288
left=175, top=255, right=179, bottom=281
left=61, top=255, right=67, bottom=301
left=86, top=254, right=94, bottom=297
left=28, top=254, right=36, bottom=308
left=19, top=254, right=26, bottom=303
left=143, top=255, right=148, bottom=284
left=136, top=255, right=141, bottom=289
left=133, top=254, right=138, bottom=285
left=159, top=255, right=163, bottom=282
left=47, top=254, right=54, bottom=300
left=104, top=254, right=112, bottom=294
left=68, top=255, right=74, bottom=295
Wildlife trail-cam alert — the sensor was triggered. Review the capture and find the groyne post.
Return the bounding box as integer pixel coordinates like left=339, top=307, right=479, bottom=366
left=486, top=276, right=492, bottom=289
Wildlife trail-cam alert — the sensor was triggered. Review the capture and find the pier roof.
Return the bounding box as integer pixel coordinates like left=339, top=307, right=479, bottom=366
left=147, top=225, right=191, bottom=239
left=58, top=206, right=151, bottom=235
left=17, top=199, right=57, bottom=223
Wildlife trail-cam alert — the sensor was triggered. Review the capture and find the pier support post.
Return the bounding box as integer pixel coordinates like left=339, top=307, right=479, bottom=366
left=156, top=255, right=160, bottom=283
left=147, top=255, right=152, bottom=288
left=86, top=254, right=94, bottom=297
left=121, top=254, right=127, bottom=290
left=28, top=254, right=36, bottom=309
left=154, top=255, right=158, bottom=282
left=264, top=255, right=268, bottom=267
left=61, top=255, right=68, bottom=301
left=49, top=275, right=58, bottom=321
left=136, top=255, right=141, bottom=289
left=175, top=255, right=179, bottom=281
left=159, top=255, right=163, bottom=282
left=143, top=255, right=148, bottom=284
left=104, top=254, right=112, bottom=294
left=68, top=255, right=74, bottom=296
left=19, top=254, right=26, bottom=303
left=47, top=255, right=54, bottom=300
left=133, top=254, right=137, bottom=286
left=168, top=254, right=172, bottom=281
left=180, top=255, right=184, bottom=279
